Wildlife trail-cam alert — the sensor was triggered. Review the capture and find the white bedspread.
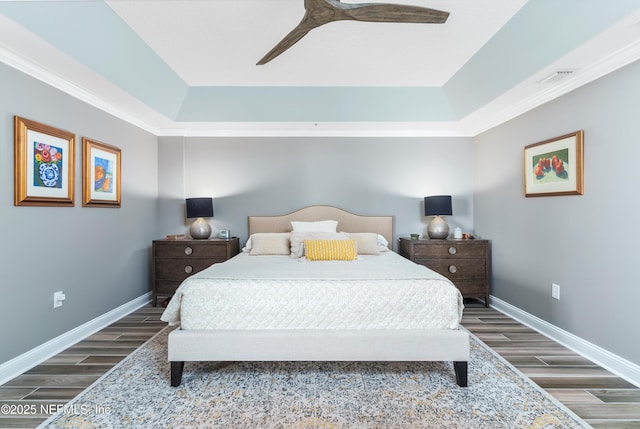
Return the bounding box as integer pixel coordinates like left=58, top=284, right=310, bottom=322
left=161, top=251, right=463, bottom=330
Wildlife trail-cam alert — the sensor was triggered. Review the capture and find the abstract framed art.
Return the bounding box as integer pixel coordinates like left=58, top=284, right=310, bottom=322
left=524, top=130, right=584, bottom=197
left=82, top=137, right=121, bottom=207
left=14, top=116, right=76, bottom=206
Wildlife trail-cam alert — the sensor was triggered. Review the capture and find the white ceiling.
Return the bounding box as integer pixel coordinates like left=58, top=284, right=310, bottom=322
left=1, top=1, right=640, bottom=136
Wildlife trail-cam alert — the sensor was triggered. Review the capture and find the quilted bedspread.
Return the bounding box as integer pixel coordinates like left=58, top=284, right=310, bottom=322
left=160, top=251, right=463, bottom=330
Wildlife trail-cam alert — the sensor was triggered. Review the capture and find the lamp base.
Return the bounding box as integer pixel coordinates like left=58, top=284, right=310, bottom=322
left=189, top=217, right=211, bottom=239
left=427, top=216, right=450, bottom=239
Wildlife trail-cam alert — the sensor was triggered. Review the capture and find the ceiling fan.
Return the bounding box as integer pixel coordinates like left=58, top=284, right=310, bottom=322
left=257, top=0, right=449, bottom=65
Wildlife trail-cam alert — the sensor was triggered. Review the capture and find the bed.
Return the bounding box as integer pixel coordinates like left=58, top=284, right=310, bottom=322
left=161, top=205, right=470, bottom=387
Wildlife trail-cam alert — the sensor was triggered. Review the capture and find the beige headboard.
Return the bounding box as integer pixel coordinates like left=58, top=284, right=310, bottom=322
left=248, top=205, right=393, bottom=249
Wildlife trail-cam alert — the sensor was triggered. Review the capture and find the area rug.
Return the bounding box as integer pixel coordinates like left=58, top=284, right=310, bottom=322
left=39, top=327, right=589, bottom=429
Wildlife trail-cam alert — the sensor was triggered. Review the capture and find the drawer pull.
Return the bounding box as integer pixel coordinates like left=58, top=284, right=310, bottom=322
left=184, top=247, right=193, bottom=255
left=184, top=265, right=193, bottom=274
left=448, top=265, right=457, bottom=274
left=448, top=246, right=457, bottom=255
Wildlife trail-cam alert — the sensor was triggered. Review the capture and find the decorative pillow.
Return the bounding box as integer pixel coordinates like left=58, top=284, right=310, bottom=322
left=342, top=232, right=387, bottom=254
left=245, top=233, right=291, bottom=255
left=304, top=239, right=357, bottom=261
left=376, top=234, right=389, bottom=248
left=290, top=231, right=349, bottom=258
left=291, top=220, right=338, bottom=233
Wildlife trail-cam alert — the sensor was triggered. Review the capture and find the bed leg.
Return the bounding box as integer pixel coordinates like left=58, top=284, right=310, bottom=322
left=170, top=361, right=184, bottom=387
left=454, top=361, right=468, bottom=387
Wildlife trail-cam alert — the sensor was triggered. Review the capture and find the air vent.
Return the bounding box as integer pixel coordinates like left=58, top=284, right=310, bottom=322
left=538, top=69, right=577, bottom=84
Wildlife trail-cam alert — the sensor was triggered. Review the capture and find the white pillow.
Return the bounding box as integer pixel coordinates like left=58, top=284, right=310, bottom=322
left=342, top=232, right=387, bottom=254
left=376, top=234, right=389, bottom=248
left=291, top=220, right=338, bottom=233
left=243, top=233, right=290, bottom=253
left=289, top=231, right=349, bottom=258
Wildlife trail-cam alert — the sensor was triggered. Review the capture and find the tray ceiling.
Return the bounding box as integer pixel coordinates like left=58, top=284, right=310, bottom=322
left=0, top=0, right=639, bottom=136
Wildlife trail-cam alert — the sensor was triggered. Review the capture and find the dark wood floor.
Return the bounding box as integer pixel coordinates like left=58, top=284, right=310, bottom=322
left=1, top=302, right=639, bottom=428
left=463, top=304, right=640, bottom=428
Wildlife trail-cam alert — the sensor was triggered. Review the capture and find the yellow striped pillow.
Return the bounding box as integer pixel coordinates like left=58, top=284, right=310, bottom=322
left=304, top=239, right=357, bottom=261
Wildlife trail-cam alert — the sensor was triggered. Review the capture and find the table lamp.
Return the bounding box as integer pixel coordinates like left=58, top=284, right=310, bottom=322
left=424, top=195, right=452, bottom=239
left=186, top=197, right=213, bottom=239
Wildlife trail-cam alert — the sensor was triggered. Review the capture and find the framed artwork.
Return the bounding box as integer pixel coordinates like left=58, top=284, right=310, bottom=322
left=82, top=137, right=121, bottom=207
left=524, top=130, right=584, bottom=197
left=14, top=116, right=76, bottom=206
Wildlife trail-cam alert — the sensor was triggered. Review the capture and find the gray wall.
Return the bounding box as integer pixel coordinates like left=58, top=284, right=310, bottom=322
left=474, top=60, right=640, bottom=365
left=0, top=63, right=159, bottom=363
left=156, top=136, right=475, bottom=250
left=4, top=47, right=639, bottom=374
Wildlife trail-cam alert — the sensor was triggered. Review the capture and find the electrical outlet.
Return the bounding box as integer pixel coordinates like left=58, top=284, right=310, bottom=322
left=53, top=291, right=66, bottom=308
left=551, top=283, right=560, bottom=300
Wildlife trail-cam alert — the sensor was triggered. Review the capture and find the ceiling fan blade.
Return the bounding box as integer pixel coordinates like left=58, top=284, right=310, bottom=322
left=257, top=0, right=449, bottom=65
left=257, top=21, right=315, bottom=65
left=257, top=0, right=351, bottom=65
left=342, top=3, right=449, bottom=24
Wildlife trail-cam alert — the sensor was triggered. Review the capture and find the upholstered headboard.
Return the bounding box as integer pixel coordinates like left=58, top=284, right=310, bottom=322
left=248, top=205, right=393, bottom=249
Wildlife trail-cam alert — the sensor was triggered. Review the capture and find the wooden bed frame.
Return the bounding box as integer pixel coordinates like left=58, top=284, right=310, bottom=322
left=168, top=206, right=470, bottom=387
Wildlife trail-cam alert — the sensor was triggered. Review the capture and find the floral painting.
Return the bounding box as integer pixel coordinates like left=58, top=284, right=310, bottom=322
left=14, top=116, right=75, bottom=206
left=82, top=137, right=121, bottom=207
left=524, top=131, right=584, bottom=197
left=33, top=142, right=63, bottom=189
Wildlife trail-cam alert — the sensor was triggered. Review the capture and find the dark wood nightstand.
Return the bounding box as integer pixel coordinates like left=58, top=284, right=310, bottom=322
left=398, top=237, right=491, bottom=307
left=151, top=237, right=240, bottom=306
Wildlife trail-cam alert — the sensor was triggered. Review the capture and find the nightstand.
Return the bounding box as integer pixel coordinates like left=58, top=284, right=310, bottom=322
left=399, top=237, right=490, bottom=307
left=151, top=237, right=240, bottom=306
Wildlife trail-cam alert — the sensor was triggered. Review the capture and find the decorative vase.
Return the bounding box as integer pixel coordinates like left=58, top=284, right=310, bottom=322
left=427, top=215, right=449, bottom=239
left=189, top=217, right=211, bottom=239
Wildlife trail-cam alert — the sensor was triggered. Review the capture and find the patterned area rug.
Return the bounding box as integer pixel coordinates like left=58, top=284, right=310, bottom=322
left=40, top=327, right=589, bottom=428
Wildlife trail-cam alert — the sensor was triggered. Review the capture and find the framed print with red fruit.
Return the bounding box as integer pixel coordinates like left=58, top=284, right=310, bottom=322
left=82, top=137, right=121, bottom=207
left=14, top=116, right=75, bottom=206
left=524, top=130, right=584, bottom=197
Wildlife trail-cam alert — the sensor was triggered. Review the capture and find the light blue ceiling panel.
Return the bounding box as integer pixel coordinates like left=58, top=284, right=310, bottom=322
left=2, top=1, right=637, bottom=125
left=445, top=0, right=640, bottom=119
left=0, top=1, right=188, bottom=119
left=176, top=86, right=456, bottom=122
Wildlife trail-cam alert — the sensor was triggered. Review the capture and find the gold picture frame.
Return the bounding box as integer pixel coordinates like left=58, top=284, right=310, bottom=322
left=14, top=116, right=76, bottom=206
left=82, top=137, right=121, bottom=207
left=524, top=130, right=584, bottom=197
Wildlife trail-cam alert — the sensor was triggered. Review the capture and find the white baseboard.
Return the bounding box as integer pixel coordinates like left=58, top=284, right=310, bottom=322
left=0, top=293, right=151, bottom=386
left=490, top=296, right=640, bottom=388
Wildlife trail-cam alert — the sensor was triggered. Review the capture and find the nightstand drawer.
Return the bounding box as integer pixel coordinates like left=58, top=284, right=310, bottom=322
left=399, top=237, right=490, bottom=307
left=155, top=258, right=221, bottom=281
left=154, top=242, right=230, bottom=258
left=413, top=243, right=486, bottom=258
left=418, top=258, right=486, bottom=280
left=151, top=237, right=240, bottom=306
left=155, top=279, right=182, bottom=295
left=454, top=280, right=489, bottom=296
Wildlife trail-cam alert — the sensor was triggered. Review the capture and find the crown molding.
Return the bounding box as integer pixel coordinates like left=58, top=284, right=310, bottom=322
left=2, top=36, right=639, bottom=138
left=461, top=31, right=640, bottom=136
left=0, top=44, right=161, bottom=135
left=157, top=122, right=473, bottom=138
